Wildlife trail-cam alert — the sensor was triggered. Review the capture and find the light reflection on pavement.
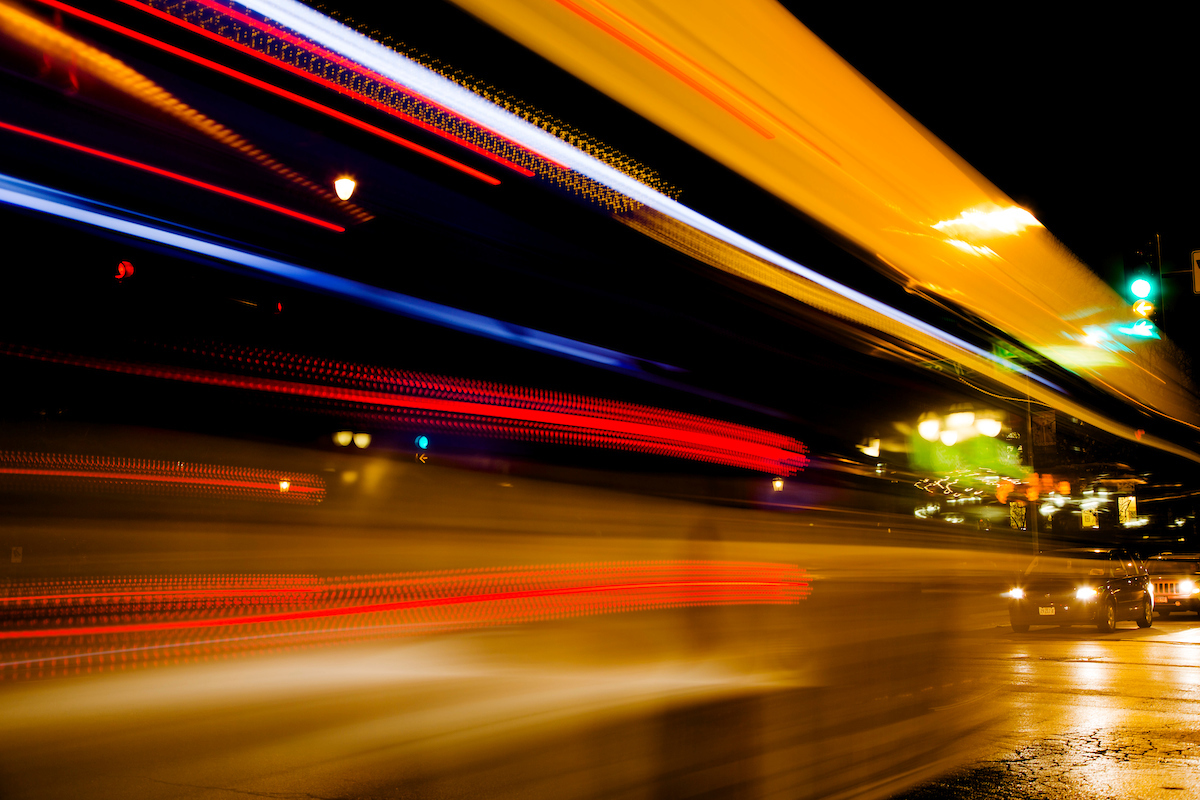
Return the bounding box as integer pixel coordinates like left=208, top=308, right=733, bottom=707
left=896, top=616, right=1200, bottom=800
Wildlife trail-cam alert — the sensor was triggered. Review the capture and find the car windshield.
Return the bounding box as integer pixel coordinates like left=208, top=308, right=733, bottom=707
left=1025, top=553, right=1112, bottom=578
left=1150, top=560, right=1200, bottom=574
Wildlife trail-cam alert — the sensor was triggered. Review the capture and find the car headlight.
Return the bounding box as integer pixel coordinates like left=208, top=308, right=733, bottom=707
left=1075, top=587, right=1098, bottom=600
left=1004, top=588, right=1025, bottom=599
left=1180, top=579, right=1197, bottom=595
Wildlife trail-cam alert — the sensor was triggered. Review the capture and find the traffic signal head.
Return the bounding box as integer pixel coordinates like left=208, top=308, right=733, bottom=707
left=1123, top=235, right=1161, bottom=322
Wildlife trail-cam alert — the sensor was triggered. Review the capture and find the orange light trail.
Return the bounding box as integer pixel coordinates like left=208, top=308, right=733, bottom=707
left=28, top=0, right=505, bottom=185
left=0, top=120, right=345, bottom=231
left=553, top=0, right=774, bottom=139
left=576, top=0, right=839, bottom=164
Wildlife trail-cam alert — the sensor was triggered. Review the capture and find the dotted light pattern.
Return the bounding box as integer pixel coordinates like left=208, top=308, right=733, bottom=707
left=0, top=451, right=325, bottom=504
left=311, top=2, right=680, bottom=197
left=0, top=0, right=372, bottom=221
left=0, top=341, right=809, bottom=475
left=0, top=561, right=809, bottom=680
left=130, top=0, right=676, bottom=211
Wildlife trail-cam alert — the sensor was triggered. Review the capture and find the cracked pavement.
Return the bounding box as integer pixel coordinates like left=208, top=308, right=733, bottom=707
left=895, top=618, right=1200, bottom=800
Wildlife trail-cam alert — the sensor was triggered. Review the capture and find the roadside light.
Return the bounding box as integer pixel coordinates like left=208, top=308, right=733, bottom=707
left=334, top=177, right=356, bottom=200
left=772, top=477, right=784, bottom=492
left=352, top=432, right=371, bottom=448
left=939, top=430, right=958, bottom=446
left=333, top=430, right=353, bottom=446
left=278, top=480, right=290, bottom=493
left=976, top=418, right=1002, bottom=437
left=918, top=418, right=940, bottom=441
left=946, top=411, right=975, bottom=429
left=1075, top=587, right=1098, bottom=601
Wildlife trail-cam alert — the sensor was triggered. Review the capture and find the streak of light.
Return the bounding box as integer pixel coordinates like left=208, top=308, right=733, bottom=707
left=0, top=0, right=373, bottom=219
left=115, top=0, right=669, bottom=209
left=552, top=0, right=774, bottom=139
left=447, top=0, right=1200, bottom=444
left=0, top=562, right=810, bottom=674
left=0, top=451, right=325, bottom=503
left=0, top=342, right=809, bottom=475
left=932, top=206, right=1043, bottom=237
left=557, top=0, right=840, bottom=163
left=0, top=173, right=648, bottom=372
left=146, top=0, right=536, bottom=177
left=229, top=1, right=1060, bottom=393
left=0, top=120, right=345, bottom=231
left=27, top=0, right=502, bottom=186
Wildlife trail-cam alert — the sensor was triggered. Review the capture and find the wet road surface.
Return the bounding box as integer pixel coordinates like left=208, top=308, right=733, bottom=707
left=895, top=613, right=1200, bottom=800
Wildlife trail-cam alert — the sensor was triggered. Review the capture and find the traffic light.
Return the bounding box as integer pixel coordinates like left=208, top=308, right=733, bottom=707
left=1123, top=234, right=1161, bottom=324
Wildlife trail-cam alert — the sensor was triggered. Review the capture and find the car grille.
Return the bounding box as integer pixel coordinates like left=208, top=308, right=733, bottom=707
left=1156, top=581, right=1177, bottom=595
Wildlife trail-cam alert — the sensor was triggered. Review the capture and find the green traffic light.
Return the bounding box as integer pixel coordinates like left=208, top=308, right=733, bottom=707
left=1131, top=278, right=1151, bottom=298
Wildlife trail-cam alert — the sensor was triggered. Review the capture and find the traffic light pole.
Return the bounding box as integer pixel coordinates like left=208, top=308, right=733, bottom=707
left=1026, top=395, right=1038, bottom=554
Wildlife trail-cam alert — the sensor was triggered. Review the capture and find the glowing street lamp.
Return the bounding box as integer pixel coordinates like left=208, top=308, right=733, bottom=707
left=334, top=177, right=356, bottom=200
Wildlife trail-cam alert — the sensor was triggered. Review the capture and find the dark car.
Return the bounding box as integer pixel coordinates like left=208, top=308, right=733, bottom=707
left=1006, top=548, right=1153, bottom=632
left=1145, top=553, right=1200, bottom=617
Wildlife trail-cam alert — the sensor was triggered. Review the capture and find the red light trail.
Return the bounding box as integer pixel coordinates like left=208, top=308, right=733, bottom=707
left=0, top=120, right=346, bottom=231
left=172, top=0, right=540, bottom=176
left=0, top=342, right=809, bottom=475
left=0, top=562, right=809, bottom=678
left=0, top=451, right=325, bottom=504
left=28, top=0, right=505, bottom=185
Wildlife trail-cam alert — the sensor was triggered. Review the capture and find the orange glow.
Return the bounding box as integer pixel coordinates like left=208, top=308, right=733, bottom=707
left=553, top=0, right=773, bottom=139
left=455, top=0, right=1200, bottom=453
left=932, top=206, right=1043, bottom=237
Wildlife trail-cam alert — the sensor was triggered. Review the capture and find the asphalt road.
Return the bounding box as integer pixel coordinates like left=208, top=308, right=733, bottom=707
left=895, top=613, right=1200, bottom=800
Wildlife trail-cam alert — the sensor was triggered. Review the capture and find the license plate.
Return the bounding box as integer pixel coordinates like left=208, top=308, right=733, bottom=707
left=1038, top=606, right=1055, bottom=616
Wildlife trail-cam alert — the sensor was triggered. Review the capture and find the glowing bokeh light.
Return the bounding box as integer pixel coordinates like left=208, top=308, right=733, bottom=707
left=976, top=418, right=1002, bottom=437
left=333, top=177, right=356, bottom=200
